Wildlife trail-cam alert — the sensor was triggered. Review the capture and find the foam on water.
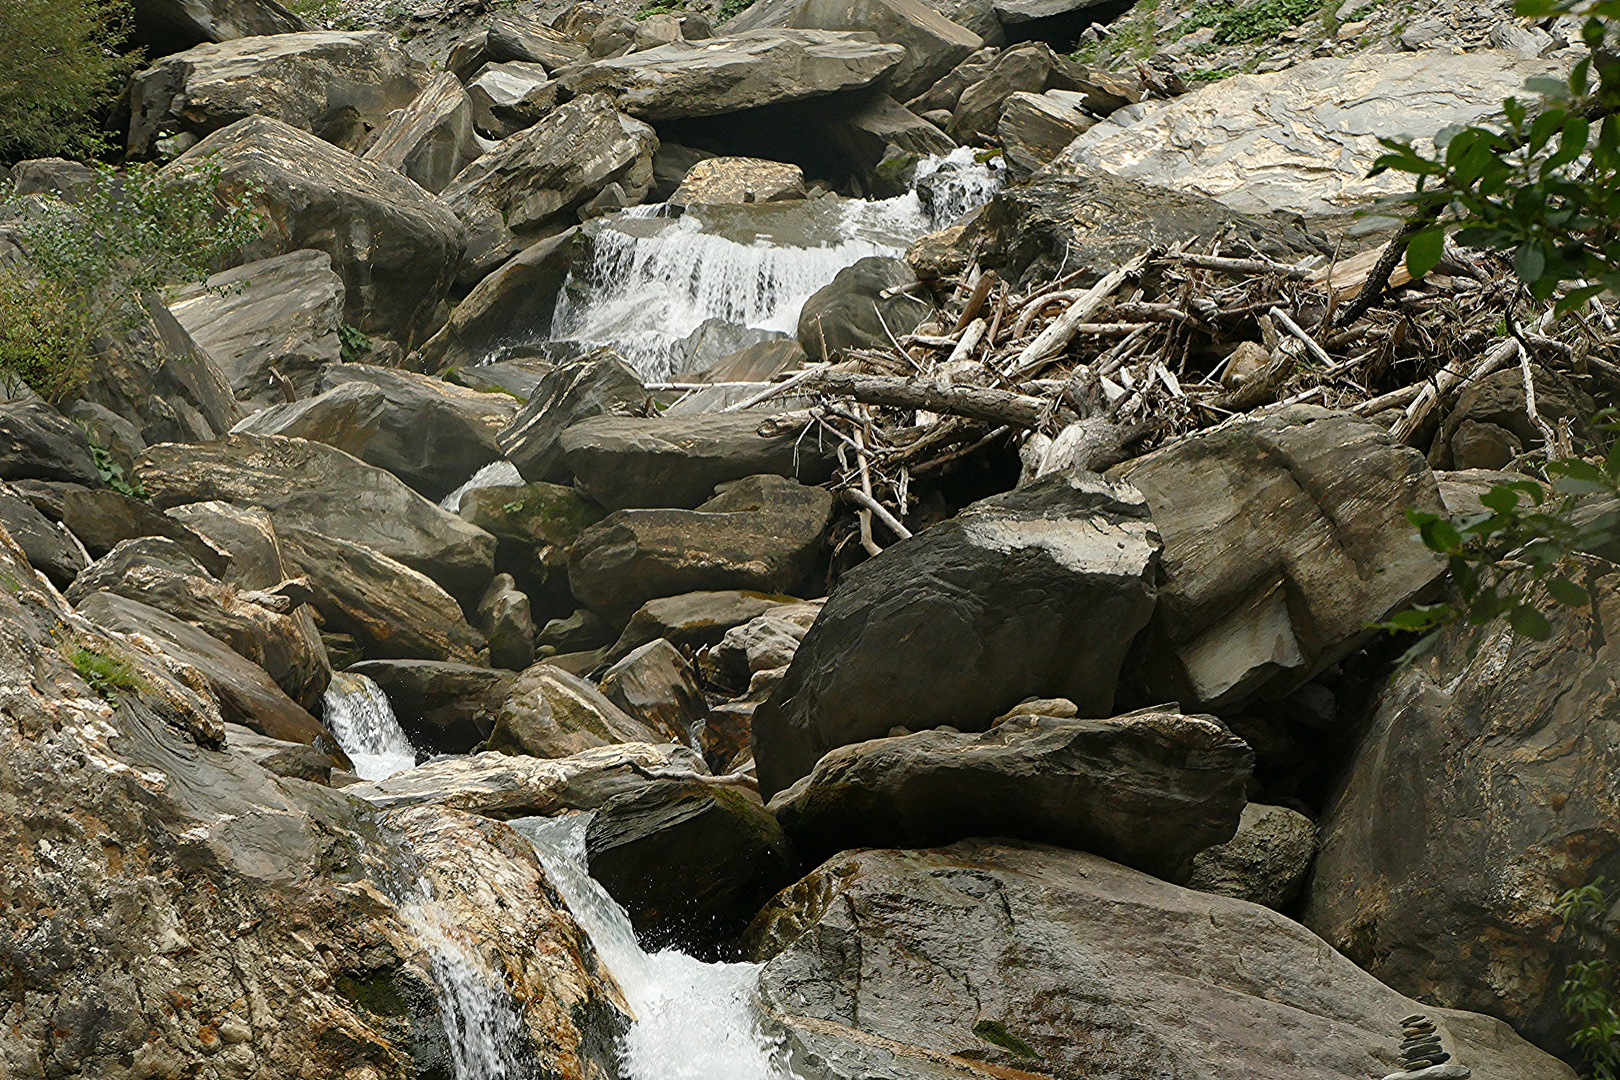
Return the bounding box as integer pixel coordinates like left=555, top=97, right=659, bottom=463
left=323, top=672, right=416, bottom=781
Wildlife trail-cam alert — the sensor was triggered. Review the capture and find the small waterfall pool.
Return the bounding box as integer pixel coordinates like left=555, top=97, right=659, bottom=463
left=323, top=672, right=416, bottom=781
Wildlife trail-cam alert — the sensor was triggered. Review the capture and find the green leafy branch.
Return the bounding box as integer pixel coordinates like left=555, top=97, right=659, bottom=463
left=1556, top=878, right=1620, bottom=1079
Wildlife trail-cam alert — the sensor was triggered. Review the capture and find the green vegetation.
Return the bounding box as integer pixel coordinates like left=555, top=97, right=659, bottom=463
left=635, top=0, right=684, bottom=18
left=70, top=646, right=144, bottom=703
left=972, top=1020, right=1040, bottom=1059
left=1187, top=66, right=1239, bottom=82
left=1177, top=0, right=1323, bottom=44
left=1556, top=879, right=1620, bottom=1079
left=0, top=164, right=263, bottom=399
left=716, top=0, right=753, bottom=24
left=0, top=0, right=141, bottom=162
left=285, top=0, right=366, bottom=29
left=1074, top=0, right=1159, bottom=62
left=82, top=428, right=147, bottom=499
left=338, top=323, right=371, bottom=365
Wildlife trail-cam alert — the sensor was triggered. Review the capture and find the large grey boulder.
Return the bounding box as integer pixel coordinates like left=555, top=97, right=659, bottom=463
left=498, top=352, right=652, bottom=484
left=439, top=94, right=657, bottom=272
left=477, top=573, right=535, bottom=671
left=231, top=380, right=389, bottom=458
left=771, top=706, right=1252, bottom=880
left=1113, top=405, right=1444, bottom=711
left=751, top=470, right=1159, bottom=799
left=458, top=480, right=605, bottom=599
left=361, top=72, right=481, bottom=195
left=998, top=90, right=1095, bottom=175
left=560, top=413, right=833, bottom=511
left=315, top=364, right=518, bottom=501
left=128, top=31, right=427, bottom=158
left=135, top=434, right=496, bottom=606
left=166, top=249, right=345, bottom=407
left=61, top=488, right=231, bottom=575
left=131, top=0, right=304, bottom=57
left=488, top=662, right=664, bottom=757
left=554, top=30, right=905, bottom=120
left=569, top=474, right=835, bottom=622
left=586, top=778, right=799, bottom=959
left=0, top=482, right=88, bottom=587
left=448, top=11, right=588, bottom=80
left=416, top=229, right=581, bottom=373
left=1188, top=802, right=1318, bottom=911
left=278, top=527, right=487, bottom=664
left=605, top=589, right=803, bottom=663
left=168, top=116, right=466, bottom=350
left=797, top=255, right=932, bottom=361
left=466, top=62, right=558, bottom=140
left=599, top=638, right=705, bottom=744
left=744, top=839, right=1575, bottom=1080
left=0, top=402, right=99, bottom=485
left=991, top=0, right=1121, bottom=25
left=347, top=659, right=516, bottom=753
left=1306, top=565, right=1620, bottom=1053
left=165, top=500, right=291, bottom=589
left=669, top=157, right=806, bottom=207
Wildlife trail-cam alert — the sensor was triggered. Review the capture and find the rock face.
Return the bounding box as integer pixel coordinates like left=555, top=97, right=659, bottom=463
left=783, top=0, right=982, bottom=101
left=1063, top=50, right=1566, bottom=217
left=499, top=353, right=653, bottom=484
left=0, top=401, right=100, bottom=485
left=131, top=0, right=304, bottom=56
left=1305, top=566, right=1620, bottom=1052
left=489, top=662, right=665, bottom=758
left=439, top=94, right=657, bottom=267
left=586, top=778, right=799, bottom=958
left=752, top=470, right=1160, bottom=799
left=166, top=249, right=346, bottom=407
left=169, top=116, right=465, bottom=349
left=1187, top=802, right=1317, bottom=910
left=744, top=839, right=1575, bottom=1080
left=568, top=475, right=836, bottom=621
left=128, top=31, right=427, bottom=157
left=0, top=483, right=88, bottom=587
left=1114, top=406, right=1444, bottom=711
left=555, top=30, right=905, bottom=120
left=559, top=413, right=833, bottom=510
left=598, top=637, right=707, bottom=742
left=467, top=62, right=559, bottom=140
left=361, top=72, right=482, bottom=195
left=798, top=255, right=932, bottom=360
left=670, top=156, right=806, bottom=206
left=771, top=707, right=1252, bottom=879
left=998, top=90, right=1095, bottom=174
left=136, top=434, right=496, bottom=606
left=415, top=229, right=581, bottom=372
left=316, top=364, right=518, bottom=501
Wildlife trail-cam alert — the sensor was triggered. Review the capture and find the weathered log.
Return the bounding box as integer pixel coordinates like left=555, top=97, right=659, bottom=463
left=805, top=370, right=1050, bottom=428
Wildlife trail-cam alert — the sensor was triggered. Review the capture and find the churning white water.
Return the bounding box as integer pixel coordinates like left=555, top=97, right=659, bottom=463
left=546, top=149, right=1004, bottom=381
left=440, top=459, right=524, bottom=512
left=323, top=672, right=416, bottom=781
left=512, top=813, right=794, bottom=1080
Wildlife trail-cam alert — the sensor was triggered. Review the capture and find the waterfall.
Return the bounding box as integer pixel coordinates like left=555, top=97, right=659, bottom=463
left=323, top=672, right=417, bottom=781
left=541, top=148, right=1005, bottom=382
left=441, top=459, right=524, bottom=512
left=512, top=814, right=794, bottom=1080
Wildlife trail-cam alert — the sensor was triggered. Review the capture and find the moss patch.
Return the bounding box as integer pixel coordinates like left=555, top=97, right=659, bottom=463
left=1178, top=0, right=1324, bottom=43
left=973, top=1019, right=1040, bottom=1059
left=70, top=647, right=144, bottom=703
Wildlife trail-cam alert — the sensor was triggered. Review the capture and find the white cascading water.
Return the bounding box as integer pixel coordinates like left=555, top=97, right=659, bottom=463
left=323, top=672, right=417, bottom=781
left=512, top=813, right=794, bottom=1080
left=440, top=459, right=524, bottom=512
left=546, top=148, right=1004, bottom=381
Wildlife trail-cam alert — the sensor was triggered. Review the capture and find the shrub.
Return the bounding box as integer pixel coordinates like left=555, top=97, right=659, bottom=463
left=0, top=270, right=95, bottom=400
left=69, top=646, right=144, bottom=703
left=0, top=0, right=141, bottom=162
left=1557, top=879, right=1620, bottom=1079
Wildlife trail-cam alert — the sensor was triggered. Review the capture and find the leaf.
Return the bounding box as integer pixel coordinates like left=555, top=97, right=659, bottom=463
left=1382, top=608, right=1442, bottom=632
left=1548, top=577, right=1590, bottom=607
left=1515, top=242, right=1548, bottom=284
left=1526, top=76, right=1574, bottom=103
left=1510, top=604, right=1553, bottom=640
left=1406, top=227, right=1446, bottom=279
left=1419, top=516, right=1464, bottom=554
left=1480, top=485, right=1524, bottom=515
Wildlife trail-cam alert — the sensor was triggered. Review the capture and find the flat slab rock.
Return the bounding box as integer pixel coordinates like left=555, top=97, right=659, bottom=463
left=744, top=839, right=1577, bottom=1080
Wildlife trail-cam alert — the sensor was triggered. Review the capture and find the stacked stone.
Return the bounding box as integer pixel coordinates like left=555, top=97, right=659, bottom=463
left=1397, top=1014, right=1455, bottom=1071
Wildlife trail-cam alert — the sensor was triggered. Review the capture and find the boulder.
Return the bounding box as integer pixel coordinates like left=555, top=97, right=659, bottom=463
left=438, top=94, right=657, bottom=271
left=905, top=44, right=997, bottom=113
left=703, top=600, right=820, bottom=690
left=168, top=116, right=466, bottom=349
left=447, top=11, right=588, bottom=79
left=136, top=433, right=497, bottom=606
left=0, top=482, right=89, bottom=587
left=347, top=658, right=517, bottom=753
left=1113, top=405, right=1445, bottom=710
left=1062, top=50, right=1567, bottom=218
left=315, top=364, right=518, bottom=501
left=61, top=487, right=231, bottom=574
left=489, top=662, right=665, bottom=757
left=822, top=92, right=957, bottom=192
left=1187, top=802, right=1317, bottom=910
left=634, top=13, right=683, bottom=50
left=360, top=72, right=481, bottom=195
left=76, top=589, right=335, bottom=747
left=130, top=0, right=304, bottom=57
left=1430, top=364, right=1590, bottom=470
left=350, top=741, right=703, bottom=816
left=919, top=0, right=1001, bottom=44
left=559, top=413, right=832, bottom=511
left=498, top=354, right=653, bottom=486
left=553, top=30, right=905, bottom=120
left=797, top=255, right=932, bottom=361
left=166, top=249, right=346, bottom=407
left=604, top=589, right=802, bottom=662
left=478, top=573, right=536, bottom=671
left=771, top=706, right=1252, bottom=878
left=447, top=356, right=556, bottom=400
left=165, top=500, right=288, bottom=588
left=73, top=294, right=246, bottom=445
left=586, top=778, right=799, bottom=958
left=598, top=638, right=706, bottom=743
left=1306, top=566, right=1620, bottom=1052
left=0, top=401, right=100, bottom=485
left=537, top=607, right=617, bottom=654
left=751, top=470, right=1160, bottom=799
left=991, top=0, right=1120, bottom=25
left=466, top=62, right=558, bottom=140
left=128, top=31, right=427, bottom=158
left=664, top=339, right=806, bottom=415
left=745, top=839, right=1575, bottom=1080
left=65, top=536, right=329, bottom=710
left=65, top=401, right=145, bottom=478
left=230, top=380, right=389, bottom=457
left=786, top=0, right=981, bottom=102
left=669, top=156, right=806, bottom=207
left=998, top=90, right=1095, bottom=175
left=457, top=480, right=606, bottom=598
left=415, top=229, right=580, bottom=373
left=948, top=42, right=1059, bottom=140
left=569, top=475, right=833, bottom=621
left=279, top=527, right=487, bottom=664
